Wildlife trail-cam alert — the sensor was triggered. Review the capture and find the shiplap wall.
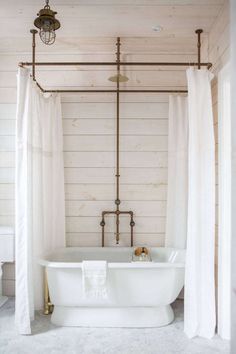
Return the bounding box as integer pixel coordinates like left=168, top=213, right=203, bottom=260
left=63, top=95, right=169, bottom=247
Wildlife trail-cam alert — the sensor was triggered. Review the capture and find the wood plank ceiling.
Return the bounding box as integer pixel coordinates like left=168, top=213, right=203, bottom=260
left=0, top=0, right=226, bottom=54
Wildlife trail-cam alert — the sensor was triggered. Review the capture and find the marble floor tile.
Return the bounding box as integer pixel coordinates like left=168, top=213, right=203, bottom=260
left=0, top=298, right=230, bottom=354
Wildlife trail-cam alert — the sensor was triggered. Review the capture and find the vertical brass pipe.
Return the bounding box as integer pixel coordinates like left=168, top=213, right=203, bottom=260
left=101, top=214, right=105, bottom=247
left=100, top=38, right=135, bottom=247
left=130, top=212, right=134, bottom=247
left=195, top=29, right=203, bottom=70
left=115, top=37, right=121, bottom=244
left=30, top=29, right=38, bottom=81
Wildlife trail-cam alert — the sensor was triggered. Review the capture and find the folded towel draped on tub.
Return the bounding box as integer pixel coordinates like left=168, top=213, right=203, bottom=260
left=82, top=261, right=108, bottom=299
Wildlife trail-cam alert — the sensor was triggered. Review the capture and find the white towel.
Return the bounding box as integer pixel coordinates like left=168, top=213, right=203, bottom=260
left=82, top=261, right=108, bottom=299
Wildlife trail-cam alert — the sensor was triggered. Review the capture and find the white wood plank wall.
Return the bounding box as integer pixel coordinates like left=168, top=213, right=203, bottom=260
left=63, top=96, right=169, bottom=248
left=0, top=39, right=199, bottom=295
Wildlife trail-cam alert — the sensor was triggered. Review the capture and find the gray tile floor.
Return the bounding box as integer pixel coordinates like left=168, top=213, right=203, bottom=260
left=0, top=298, right=230, bottom=354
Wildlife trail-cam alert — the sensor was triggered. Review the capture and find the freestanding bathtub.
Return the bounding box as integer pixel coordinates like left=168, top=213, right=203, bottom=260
left=39, top=247, right=185, bottom=328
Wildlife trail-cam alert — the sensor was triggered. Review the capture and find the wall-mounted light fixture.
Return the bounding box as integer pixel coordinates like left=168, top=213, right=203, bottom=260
left=34, top=0, right=60, bottom=45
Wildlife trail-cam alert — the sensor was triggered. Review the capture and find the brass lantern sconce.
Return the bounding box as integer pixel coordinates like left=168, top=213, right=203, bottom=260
left=34, top=0, right=60, bottom=45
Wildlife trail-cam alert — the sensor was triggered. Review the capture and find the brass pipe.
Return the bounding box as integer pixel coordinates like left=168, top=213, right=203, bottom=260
left=103, top=211, right=117, bottom=215
left=36, top=81, right=45, bottom=92
left=30, top=29, right=38, bottom=81
left=19, top=61, right=212, bottom=67
left=100, top=38, right=135, bottom=246
left=195, top=29, right=203, bottom=70
left=116, top=37, right=120, bottom=245
left=130, top=212, right=134, bottom=247
left=100, top=37, right=135, bottom=247
left=32, top=79, right=188, bottom=94
left=36, top=86, right=188, bottom=94
left=102, top=210, right=134, bottom=215
left=101, top=217, right=105, bottom=247
left=101, top=210, right=134, bottom=247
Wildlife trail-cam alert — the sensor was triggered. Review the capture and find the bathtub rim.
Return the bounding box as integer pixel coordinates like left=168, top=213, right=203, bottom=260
left=38, top=246, right=185, bottom=269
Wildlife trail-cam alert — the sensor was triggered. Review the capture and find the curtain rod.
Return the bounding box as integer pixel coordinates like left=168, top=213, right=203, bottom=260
left=35, top=82, right=187, bottom=93
left=19, top=61, right=212, bottom=69
left=39, top=88, right=188, bottom=93
left=25, top=29, right=209, bottom=95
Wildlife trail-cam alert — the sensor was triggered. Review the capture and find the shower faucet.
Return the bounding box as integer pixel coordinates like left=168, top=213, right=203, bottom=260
left=100, top=209, right=135, bottom=247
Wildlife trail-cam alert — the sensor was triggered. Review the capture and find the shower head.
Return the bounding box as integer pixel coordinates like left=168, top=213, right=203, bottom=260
left=108, top=73, right=129, bottom=83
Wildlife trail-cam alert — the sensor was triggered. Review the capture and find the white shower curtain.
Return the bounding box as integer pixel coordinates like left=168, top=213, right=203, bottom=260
left=165, top=96, right=188, bottom=249
left=184, top=67, right=216, bottom=338
left=15, top=68, right=65, bottom=335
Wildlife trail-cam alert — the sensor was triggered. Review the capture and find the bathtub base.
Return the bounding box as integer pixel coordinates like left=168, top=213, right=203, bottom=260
left=51, top=305, right=174, bottom=328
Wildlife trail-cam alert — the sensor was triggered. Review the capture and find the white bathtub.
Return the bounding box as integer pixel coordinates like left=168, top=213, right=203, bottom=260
left=39, top=247, right=185, bottom=328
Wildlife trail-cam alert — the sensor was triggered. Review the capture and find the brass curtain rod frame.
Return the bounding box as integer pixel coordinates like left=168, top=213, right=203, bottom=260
left=20, top=29, right=212, bottom=95
left=37, top=88, right=188, bottom=93
left=21, top=29, right=211, bottom=248
left=20, top=61, right=212, bottom=67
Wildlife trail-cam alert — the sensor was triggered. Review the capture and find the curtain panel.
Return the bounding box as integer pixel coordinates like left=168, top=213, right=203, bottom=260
left=15, top=68, right=65, bottom=334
